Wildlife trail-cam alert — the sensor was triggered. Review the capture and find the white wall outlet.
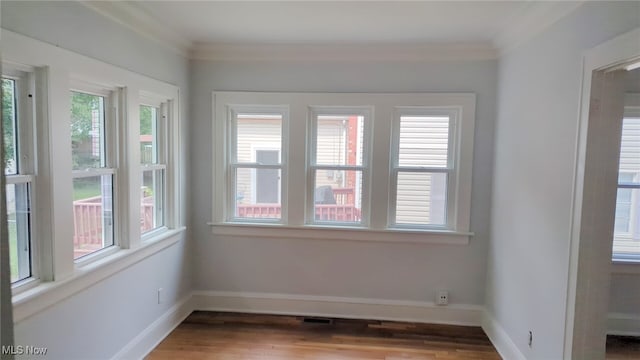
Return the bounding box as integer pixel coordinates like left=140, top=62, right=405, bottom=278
left=157, top=288, right=164, bottom=304
left=436, top=290, right=449, bottom=305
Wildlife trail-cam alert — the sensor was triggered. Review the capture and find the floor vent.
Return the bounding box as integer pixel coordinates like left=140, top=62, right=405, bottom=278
left=302, top=317, right=333, bottom=325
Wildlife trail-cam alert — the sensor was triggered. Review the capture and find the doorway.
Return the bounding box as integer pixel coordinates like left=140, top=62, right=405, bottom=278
left=567, top=28, right=640, bottom=359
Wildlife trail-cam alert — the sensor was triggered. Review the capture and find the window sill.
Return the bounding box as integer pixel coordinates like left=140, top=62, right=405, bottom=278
left=612, top=259, right=640, bottom=274
left=11, top=227, right=186, bottom=323
left=208, top=222, right=472, bottom=245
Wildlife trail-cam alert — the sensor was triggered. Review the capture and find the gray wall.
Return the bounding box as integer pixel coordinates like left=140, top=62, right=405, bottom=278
left=190, top=59, right=497, bottom=305
left=1, top=1, right=191, bottom=359
left=486, top=1, right=640, bottom=358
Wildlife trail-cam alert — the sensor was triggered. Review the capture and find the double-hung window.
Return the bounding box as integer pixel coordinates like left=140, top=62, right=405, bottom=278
left=308, top=108, right=370, bottom=225
left=140, top=103, right=167, bottom=235
left=214, top=92, right=475, bottom=242
left=613, top=103, right=640, bottom=261
left=390, top=108, right=460, bottom=229
left=70, top=88, right=116, bottom=259
left=227, top=107, right=287, bottom=222
left=3, top=67, right=35, bottom=283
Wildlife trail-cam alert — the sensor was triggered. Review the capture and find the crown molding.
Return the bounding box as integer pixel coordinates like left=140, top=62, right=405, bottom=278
left=492, top=1, right=585, bottom=55
left=78, top=0, right=191, bottom=58
left=190, top=42, right=499, bottom=62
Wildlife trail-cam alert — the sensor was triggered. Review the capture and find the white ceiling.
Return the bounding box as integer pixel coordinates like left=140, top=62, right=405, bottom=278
left=81, top=1, right=585, bottom=58
left=134, top=1, right=529, bottom=45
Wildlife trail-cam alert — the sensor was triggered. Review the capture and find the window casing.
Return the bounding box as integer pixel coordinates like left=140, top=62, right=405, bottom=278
left=389, top=108, right=459, bottom=229
left=226, top=106, right=288, bottom=223
left=3, top=66, right=36, bottom=284
left=308, top=107, right=371, bottom=226
left=70, top=88, right=117, bottom=260
left=4, top=30, right=183, bottom=320
left=140, top=102, right=168, bottom=236
left=214, top=92, right=475, bottom=240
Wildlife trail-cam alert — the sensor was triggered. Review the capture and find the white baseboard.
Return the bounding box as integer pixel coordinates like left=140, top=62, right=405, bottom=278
left=192, top=291, right=483, bottom=326
left=111, top=293, right=194, bottom=360
left=481, top=310, right=526, bottom=360
left=608, top=312, right=640, bottom=336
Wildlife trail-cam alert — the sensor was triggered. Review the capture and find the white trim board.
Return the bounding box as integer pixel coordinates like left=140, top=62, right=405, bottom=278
left=481, top=310, right=527, bottom=360
left=192, top=291, right=483, bottom=326
left=191, top=43, right=498, bottom=62
left=608, top=312, right=640, bottom=337
left=78, top=1, right=190, bottom=57
left=111, top=293, right=194, bottom=360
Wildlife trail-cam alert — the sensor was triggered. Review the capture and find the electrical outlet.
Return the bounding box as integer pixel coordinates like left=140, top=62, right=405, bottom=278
left=436, top=290, right=448, bottom=305
left=528, top=331, right=533, bottom=347
left=157, top=288, right=164, bottom=304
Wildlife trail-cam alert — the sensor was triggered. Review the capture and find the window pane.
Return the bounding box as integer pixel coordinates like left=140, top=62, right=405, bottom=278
left=235, top=114, right=282, bottom=164
left=315, top=115, right=364, bottom=166
left=613, top=188, right=640, bottom=257
left=140, top=105, right=158, bottom=164
left=6, top=183, right=31, bottom=283
left=618, top=117, right=640, bottom=184
left=614, top=117, right=640, bottom=259
left=398, top=115, right=450, bottom=168
left=141, top=169, right=164, bottom=233
left=235, top=167, right=281, bottom=220
left=73, top=175, right=114, bottom=259
left=395, top=172, right=447, bottom=226
left=313, top=169, right=362, bottom=223
left=2, top=78, right=18, bottom=175
left=71, top=91, right=106, bottom=170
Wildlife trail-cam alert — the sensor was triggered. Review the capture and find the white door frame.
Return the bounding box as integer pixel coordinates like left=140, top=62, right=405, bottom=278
left=565, top=27, right=640, bottom=359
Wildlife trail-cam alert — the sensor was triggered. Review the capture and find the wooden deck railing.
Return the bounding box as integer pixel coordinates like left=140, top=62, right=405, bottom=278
left=237, top=204, right=361, bottom=222
left=236, top=187, right=360, bottom=221
left=73, top=196, right=154, bottom=258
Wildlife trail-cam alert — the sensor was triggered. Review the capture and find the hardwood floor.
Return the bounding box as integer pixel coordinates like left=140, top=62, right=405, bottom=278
left=147, top=312, right=501, bottom=359
left=148, top=312, right=640, bottom=359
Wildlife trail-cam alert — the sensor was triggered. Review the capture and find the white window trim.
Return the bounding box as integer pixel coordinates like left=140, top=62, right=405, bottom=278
left=223, top=104, right=289, bottom=223
left=389, top=107, right=461, bottom=230
left=3, top=29, right=183, bottom=320
left=3, top=63, right=38, bottom=286
left=211, top=91, right=475, bottom=243
left=307, top=106, right=372, bottom=227
left=139, top=100, right=170, bottom=238
left=69, top=85, right=119, bottom=261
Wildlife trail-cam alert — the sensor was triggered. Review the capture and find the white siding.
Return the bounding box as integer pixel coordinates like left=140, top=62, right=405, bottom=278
left=396, top=116, right=450, bottom=224
left=619, top=117, right=640, bottom=174
left=235, top=118, right=281, bottom=204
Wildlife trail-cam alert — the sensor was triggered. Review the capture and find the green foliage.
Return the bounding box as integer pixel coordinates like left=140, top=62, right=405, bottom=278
left=140, top=105, right=153, bottom=135
left=2, top=78, right=16, bottom=170
left=71, top=92, right=102, bottom=169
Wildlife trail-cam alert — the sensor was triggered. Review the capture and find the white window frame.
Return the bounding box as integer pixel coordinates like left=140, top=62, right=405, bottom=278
left=4, top=62, right=37, bottom=287
left=307, top=106, right=371, bottom=226
left=139, top=94, right=169, bottom=239
left=69, top=81, right=119, bottom=263
left=225, top=105, right=289, bottom=223
left=389, top=107, right=459, bottom=230
left=212, top=92, right=475, bottom=244
left=4, top=29, right=184, bottom=322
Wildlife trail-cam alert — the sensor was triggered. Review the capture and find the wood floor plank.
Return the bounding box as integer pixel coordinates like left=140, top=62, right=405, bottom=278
left=147, top=311, right=640, bottom=359
left=147, top=312, right=500, bottom=360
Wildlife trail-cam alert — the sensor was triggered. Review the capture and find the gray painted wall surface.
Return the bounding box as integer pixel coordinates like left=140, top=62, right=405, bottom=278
left=2, top=1, right=191, bottom=358
left=487, top=1, right=640, bottom=358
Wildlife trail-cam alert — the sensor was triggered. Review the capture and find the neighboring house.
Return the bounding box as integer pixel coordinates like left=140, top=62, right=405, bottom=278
left=236, top=114, right=448, bottom=224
